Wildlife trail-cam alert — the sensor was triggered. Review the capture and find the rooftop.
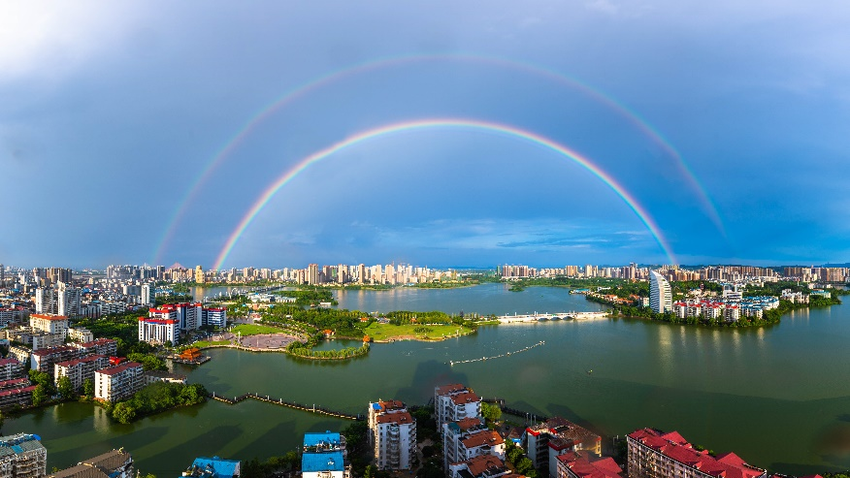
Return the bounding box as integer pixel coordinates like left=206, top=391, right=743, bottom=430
left=436, top=383, right=468, bottom=395
left=302, top=451, right=345, bottom=472
left=376, top=412, right=414, bottom=425
left=96, top=362, right=142, bottom=376
left=184, top=456, right=241, bottom=478
left=451, top=391, right=481, bottom=405
left=557, top=451, right=622, bottom=478
left=462, top=430, right=504, bottom=449
left=303, top=431, right=344, bottom=449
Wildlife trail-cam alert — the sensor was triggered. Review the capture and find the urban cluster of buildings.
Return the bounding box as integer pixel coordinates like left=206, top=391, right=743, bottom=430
left=137, top=302, right=227, bottom=345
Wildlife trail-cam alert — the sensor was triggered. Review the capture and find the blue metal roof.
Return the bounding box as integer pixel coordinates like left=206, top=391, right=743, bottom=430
left=303, top=431, right=342, bottom=447
left=190, top=456, right=241, bottom=478
left=371, top=403, right=382, bottom=410
left=302, top=451, right=344, bottom=472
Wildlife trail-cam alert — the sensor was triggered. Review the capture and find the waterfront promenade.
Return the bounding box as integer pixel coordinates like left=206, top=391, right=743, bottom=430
left=497, top=311, right=608, bottom=323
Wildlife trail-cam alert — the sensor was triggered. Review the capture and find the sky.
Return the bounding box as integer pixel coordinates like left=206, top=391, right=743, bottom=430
left=1, top=1, right=849, bottom=269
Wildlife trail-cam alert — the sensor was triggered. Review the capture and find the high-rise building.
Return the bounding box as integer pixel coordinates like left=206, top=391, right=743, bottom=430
left=35, top=288, right=56, bottom=314
left=307, top=264, right=319, bottom=285
left=58, top=282, right=81, bottom=318
left=434, top=384, right=481, bottom=428
left=195, top=265, right=205, bottom=283
left=368, top=400, right=417, bottom=470
left=141, top=284, right=154, bottom=306
left=649, top=271, right=672, bottom=314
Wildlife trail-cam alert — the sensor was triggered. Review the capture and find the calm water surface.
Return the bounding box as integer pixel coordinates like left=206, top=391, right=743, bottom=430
left=8, top=284, right=850, bottom=476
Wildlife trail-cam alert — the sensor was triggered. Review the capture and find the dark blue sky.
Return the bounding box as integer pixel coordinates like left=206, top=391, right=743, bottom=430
left=2, top=1, right=849, bottom=269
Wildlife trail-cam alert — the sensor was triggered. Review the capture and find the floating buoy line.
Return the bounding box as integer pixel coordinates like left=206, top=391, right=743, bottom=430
left=449, top=340, right=545, bottom=366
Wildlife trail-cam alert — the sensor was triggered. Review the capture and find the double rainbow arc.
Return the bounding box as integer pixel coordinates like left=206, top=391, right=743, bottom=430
left=212, top=118, right=677, bottom=270
left=154, top=53, right=719, bottom=265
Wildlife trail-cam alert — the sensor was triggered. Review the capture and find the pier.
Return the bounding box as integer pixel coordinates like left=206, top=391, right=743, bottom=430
left=208, top=392, right=363, bottom=421
left=497, top=311, right=608, bottom=323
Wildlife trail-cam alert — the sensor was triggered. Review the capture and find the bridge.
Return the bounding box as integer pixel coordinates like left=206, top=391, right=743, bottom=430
left=497, top=311, right=609, bottom=323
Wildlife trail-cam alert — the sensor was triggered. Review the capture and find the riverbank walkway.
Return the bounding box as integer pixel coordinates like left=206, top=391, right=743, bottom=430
left=208, top=391, right=363, bottom=421
left=497, top=311, right=608, bottom=323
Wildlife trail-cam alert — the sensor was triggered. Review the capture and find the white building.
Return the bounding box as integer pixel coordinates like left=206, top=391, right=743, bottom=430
left=94, top=361, right=143, bottom=402
left=138, top=316, right=179, bottom=345
left=57, top=282, right=81, bottom=318
left=435, top=383, right=481, bottom=428
left=29, top=313, right=69, bottom=339
left=649, top=271, right=672, bottom=314
left=368, top=400, right=417, bottom=470
left=54, top=355, right=109, bottom=392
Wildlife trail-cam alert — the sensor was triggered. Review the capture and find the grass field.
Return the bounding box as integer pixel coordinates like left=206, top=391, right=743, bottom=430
left=192, top=340, right=230, bottom=348
left=362, top=322, right=473, bottom=341
left=231, top=324, right=285, bottom=336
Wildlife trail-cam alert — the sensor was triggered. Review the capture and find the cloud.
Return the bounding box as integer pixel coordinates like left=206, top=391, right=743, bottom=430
left=585, top=0, right=620, bottom=15
left=0, top=2, right=148, bottom=83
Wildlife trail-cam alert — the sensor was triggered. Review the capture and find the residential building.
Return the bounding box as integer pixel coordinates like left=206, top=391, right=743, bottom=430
left=49, top=449, right=134, bottom=478
left=54, top=355, right=109, bottom=392
left=448, top=454, right=511, bottom=478
left=137, top=316, right=179, bottom=345
left=650, top=272, right=672, bottom=314
left=0, top=433, right=47, bottom=478
left=202, top=308, right=227, bottom=328
left=35, top=288, right=56, bottom=315
left=302, top=432, right=349, bottom=478
left=66, top=328, right=94, bottom=343
left=555, top=451, right=622, bottom=478
left=75, top=339, right=118, bottom=357
left=57, top=283, right=81, bottom=318
left=31, top=346, right=84, bottom=376
left=141, top=284, right=154, bottom=306
left=627, top=428, right=766, bottom=478
left=443, top=417, right=488, bottom=471
left=0, top=379, right=36, bottom=409
left=94, top=362, right=143, bottom=402
left=525, top=417, right=601, bottom=478
left=29, top=314, right=68, bottom=339
left=368, top=400, right=417, bottom=470
left=0, top=359, right=23, bottom=381
left=435, top=384, right=482, bottom=428
left=7, top=347, right=31, bottom=368
left=181, top=456, right=241, bottom=478
left=455, top=429, right=505, bottom=465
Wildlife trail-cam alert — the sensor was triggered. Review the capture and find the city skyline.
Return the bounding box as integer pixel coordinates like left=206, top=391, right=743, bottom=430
left=2, top=2, right=849, bottom=268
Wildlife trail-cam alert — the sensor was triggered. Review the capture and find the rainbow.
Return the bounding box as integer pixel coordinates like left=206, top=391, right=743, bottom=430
left=153, top=53, right=721, bottom=265
left=212, top=118, right=676, bottom=270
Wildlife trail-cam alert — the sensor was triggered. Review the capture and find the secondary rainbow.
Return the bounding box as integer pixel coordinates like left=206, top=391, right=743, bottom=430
left=213, top=118, right=677, bottom=270
left=154, top=53, right=720, bottom=265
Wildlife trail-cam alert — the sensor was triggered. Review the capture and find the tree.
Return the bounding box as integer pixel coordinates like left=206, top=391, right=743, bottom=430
left=32, top=384, right=50, bottom=407
left=57, top=376, right=75, bottom=401
left=112, top=402, right=137, bottom=424
left=515, top=457, right=534, bottom=475
left=481, top=402, right=502, bottom=423
left=83, top=379, right=95, bottom=399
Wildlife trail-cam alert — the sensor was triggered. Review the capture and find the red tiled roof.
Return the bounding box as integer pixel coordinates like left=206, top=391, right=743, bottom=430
left=455, top=417, right=484, bottom=431
left=0, top=378, right=31, bottom=389
left=462, top=430, right=504, bottom=449
left=557, top=451, right=622, bottom=478
left=31, top=313, right=68, bottom=321
left=464, top=454, right=507, bottom=477
left=0, top=358, right=20, bottom=366
left=451, top=391, right=480, bottom=405
left=0, top=385, right=36, bottom=397
left=376, top=412, right=414, bottom=425
left=436, top=383, right=468, bottom=395
left=97, top=362, right=142, bottom=376
left=55, top=355, right=106, bottom=368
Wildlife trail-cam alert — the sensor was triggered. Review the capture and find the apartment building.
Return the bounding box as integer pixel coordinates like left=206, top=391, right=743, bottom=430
left=555, top=451, right=622, bottom=478
left=75, top=339, right=118, bottom=357
left=368, top=400, right=417, bottom=470
left=0, top=359, right=23, bottom=381
left=525, top=417, right=601, bottom=478
left=30, top=346, right=84, bottom=376
left=448, top=454, right=512, bottom=478
left=49, top=449, right=134, bottom=478
left=29, top=314, right=68, bottom=339
left=54, top=355, right=109, bottom=392
left=435, top=384, right=481, bottom=428
left=137, top=316, right=179, bottom=345
left=0, top=433, right=46, bottom=478
left=94, top=362, right=143, bottom=402
left=443, top=417, right=488, bottom=470
left=66, top=327, right=94, bottom=343
left=627, top=428, right=766, bottom=478
left=301, top=432, right=349, bottom=478
left=0, top=379, right=36, bottom=409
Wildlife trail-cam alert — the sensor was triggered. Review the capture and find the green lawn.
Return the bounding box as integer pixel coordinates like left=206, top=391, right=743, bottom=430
left=192, top=340, right=230, bottom=348
left=231, top=324, right=285, bottom=336
left=362, top=322, right=473, bottom=341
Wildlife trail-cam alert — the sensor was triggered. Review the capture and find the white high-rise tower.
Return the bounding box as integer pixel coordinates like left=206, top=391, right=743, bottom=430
left=649, top=271, right=672, bottom=314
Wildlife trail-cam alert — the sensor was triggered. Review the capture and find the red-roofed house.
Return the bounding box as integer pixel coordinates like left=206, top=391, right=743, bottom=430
left=627, top=428, right=767, bottom=478
left=525, top=417, right=601, bottom=478
left=94, top=362, right=143, bottom=402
